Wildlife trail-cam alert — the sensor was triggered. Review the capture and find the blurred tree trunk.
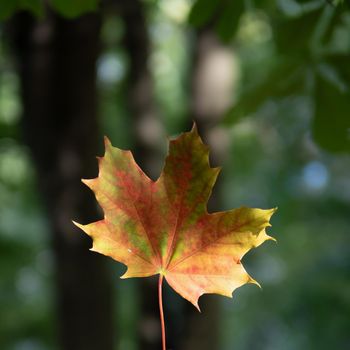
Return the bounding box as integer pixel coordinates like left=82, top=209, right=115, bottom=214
left=117, top=1, right=235, bottom=346
left=6, top=11, right=114, bottom=350
left=181, top=27, right=235, bottom=350
left=119, top=0, right=165, bottom=177
left=117, top=1, right=165, bottom=349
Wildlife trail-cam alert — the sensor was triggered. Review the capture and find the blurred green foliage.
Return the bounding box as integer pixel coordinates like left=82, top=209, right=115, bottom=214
left=0, top=100, right=54, bottom=349
left=189, top=0, right=244, bottom=41
left=221, top=0, right=350, bottom=154
left=0, top=0, right=99, bottom=19
left=0, top=0, right=43, bottom=20
left=1, top=0, right=350, bottom=349
left=50, top=0, right=99, bottom=18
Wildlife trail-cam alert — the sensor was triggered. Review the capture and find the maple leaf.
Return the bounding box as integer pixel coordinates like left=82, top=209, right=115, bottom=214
left=74, top=126, right=276, bottom=310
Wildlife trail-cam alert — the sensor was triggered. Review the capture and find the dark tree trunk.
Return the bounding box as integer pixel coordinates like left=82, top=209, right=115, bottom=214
left=117, top=1, right=165, bottom=349
left=119, top=0, right=165, bottom=179
left=6, top=11, right=114, bottom=350
left=181, top=27, right=235, bottom=350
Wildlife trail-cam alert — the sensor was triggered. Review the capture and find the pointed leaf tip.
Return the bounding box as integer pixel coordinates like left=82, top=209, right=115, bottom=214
left=81, top=178, right=97, bottom=189
left=72, top=220, right=82, bottom=229
left=103, top=136, right=112, bottom=148
left=268, top=235, right=277, bottom=243
left=252, top=279, right=262, bottom=289
left=191, top=121, right=198, bottom=133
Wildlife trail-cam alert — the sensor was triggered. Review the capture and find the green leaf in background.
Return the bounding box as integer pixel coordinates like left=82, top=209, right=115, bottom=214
left=0, top=0, right=43, bottom=20
left=215, top=0, right=244, bottom=42
left=188, top=0, right=220, bottom=27
left=188, top=0, right=244, bottom=41
left=320, top=5, right=348, bottom=46
left=50, top=0, right=99, bottom=18
left=224, top=59, right=305, bottom=124
left=273, top=8, right=322, bottom=55
left=313, top=55, right=350, bottom=153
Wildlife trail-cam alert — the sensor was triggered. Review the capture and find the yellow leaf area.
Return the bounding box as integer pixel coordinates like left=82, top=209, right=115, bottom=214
left=74, top=126, right=276, bottom=310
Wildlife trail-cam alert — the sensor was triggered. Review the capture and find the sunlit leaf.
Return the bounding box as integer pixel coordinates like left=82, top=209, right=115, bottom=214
left=74, top=126, right=276, bottom=309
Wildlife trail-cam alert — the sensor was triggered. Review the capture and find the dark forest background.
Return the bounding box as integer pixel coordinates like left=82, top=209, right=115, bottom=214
left=0, top=0, right=349, bottom=349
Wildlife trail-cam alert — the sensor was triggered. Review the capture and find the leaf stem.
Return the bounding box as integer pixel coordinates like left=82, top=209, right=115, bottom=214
left=158, top=274, right=166, bottom=350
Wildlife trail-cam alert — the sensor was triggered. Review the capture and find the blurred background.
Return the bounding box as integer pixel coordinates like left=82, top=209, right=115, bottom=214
left=0, top=0, right=349, bottom=349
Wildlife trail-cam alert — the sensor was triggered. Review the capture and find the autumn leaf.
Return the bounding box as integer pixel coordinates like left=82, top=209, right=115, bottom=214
left=74, top=126, right=276, bottom=310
